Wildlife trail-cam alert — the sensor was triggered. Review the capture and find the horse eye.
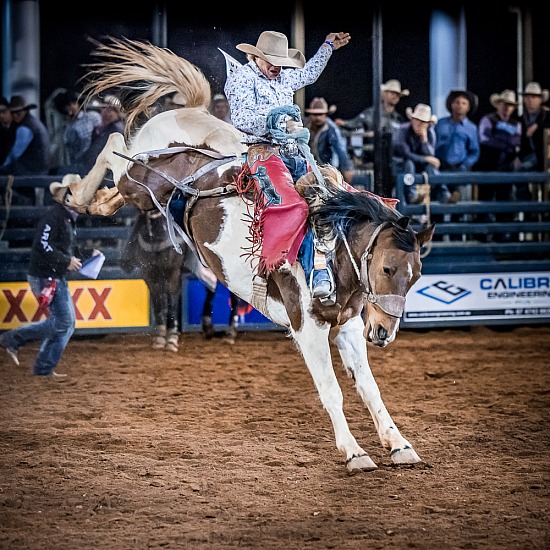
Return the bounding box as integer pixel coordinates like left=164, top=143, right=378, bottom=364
left=383, top=266, right=391, bottom=276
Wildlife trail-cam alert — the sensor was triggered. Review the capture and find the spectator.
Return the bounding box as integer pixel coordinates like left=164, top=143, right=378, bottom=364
left=335, top=79, right=409, bottom=173
left=224, top=29, right=351, bottom=301
left=0, top=95, right=52, bottom=177
left=79, top=95, right=124, bottom=176
left=208, top=93, right=232, bottom=123
left=518, top=81, right=550, bottom=173
left=477, top=89, right=521, bottom=173
left=44, top=87, right=69, bottom=171
left=335, top=79, right=409, bottom=136
left=393, top=103, right=440, bottom=203
left=434, top=90, right=480, bottom=203
left=0, top=182, right=100, bottom=378
left=304, top=96, right=354, bottom=183
left=475, top=89, right=522, bottom=239
left=0, top=96, right=15, bottom=164
left=52, top=89, right=101, bottom=175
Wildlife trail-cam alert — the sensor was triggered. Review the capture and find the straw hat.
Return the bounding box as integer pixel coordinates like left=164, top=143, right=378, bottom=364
left=406, top=103, right=437, bottom=125
left=380, top=79, right=409, bottom=97
left=445, top=90, right=478, bottom=115
left=9, top=95, right=37, bottom=112
left=236, top=31, right=305, bottom=69
left=521, top=81, right=549, bottom=103
left=490, top=89, right=519, bottom=108
left=305, top=97, right=337, bottom=115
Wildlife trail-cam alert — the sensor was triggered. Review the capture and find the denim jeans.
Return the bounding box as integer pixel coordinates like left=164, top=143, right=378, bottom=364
left=3, top=276, right=75, bottom=375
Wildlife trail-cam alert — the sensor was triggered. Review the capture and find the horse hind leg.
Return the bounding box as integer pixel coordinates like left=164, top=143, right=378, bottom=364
left=58, top=132, right=129, bottom=212
left=332, top=316, right=422, bottom=466
left=165, top=328, right=179, bottom=352
left=201, top=287, right=216, bottom=339
left=223, top=292, right=240, bottom=345
left=152, top=324, right=167, bottom=349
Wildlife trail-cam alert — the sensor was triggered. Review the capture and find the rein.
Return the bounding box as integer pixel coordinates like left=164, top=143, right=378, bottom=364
left=342, top=222, right=406, bottom=318
left=114, top=147, right=238, bottom=255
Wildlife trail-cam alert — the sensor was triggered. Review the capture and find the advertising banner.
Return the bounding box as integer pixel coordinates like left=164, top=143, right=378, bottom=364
left=182, top=277, right=277, bottom=331
left=0, top=279, right=150, bottom=331
left=403, top=271, right=550, bottom=326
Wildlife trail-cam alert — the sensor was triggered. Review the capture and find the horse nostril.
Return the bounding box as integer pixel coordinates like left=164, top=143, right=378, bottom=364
left=377, top=326, right=388, bottom=341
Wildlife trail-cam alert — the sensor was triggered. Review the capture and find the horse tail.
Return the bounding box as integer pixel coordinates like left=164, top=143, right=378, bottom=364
left=81, top=37, right=211, bottom=136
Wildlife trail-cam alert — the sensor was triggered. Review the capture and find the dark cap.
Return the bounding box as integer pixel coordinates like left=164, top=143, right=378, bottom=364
left=445, top=90, right=478, bottom=116
left=0, top=96, right=9, bottom=111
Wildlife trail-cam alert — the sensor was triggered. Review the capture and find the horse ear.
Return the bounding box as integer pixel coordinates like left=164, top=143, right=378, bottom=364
left=397, top=216, right=410, bottom=229
left=417, top=223, right=435, bottom=247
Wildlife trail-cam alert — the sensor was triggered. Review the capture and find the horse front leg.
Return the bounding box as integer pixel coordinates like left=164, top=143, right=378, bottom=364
left=292, top=320, right=378, bottom=472
left=332, top=315, right=422, bottom=466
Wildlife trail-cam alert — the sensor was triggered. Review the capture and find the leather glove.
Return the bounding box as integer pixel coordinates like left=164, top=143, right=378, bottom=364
left=286, top=119, right=304, bottom=133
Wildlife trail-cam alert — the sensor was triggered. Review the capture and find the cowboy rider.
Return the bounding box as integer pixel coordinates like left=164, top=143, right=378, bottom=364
left=225, top=30, right=351, bottom=302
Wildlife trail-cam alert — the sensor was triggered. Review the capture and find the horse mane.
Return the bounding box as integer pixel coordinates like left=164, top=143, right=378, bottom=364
left=312, top=190, right=417, bottom=252
left=80, top=37, right=212, bottom=137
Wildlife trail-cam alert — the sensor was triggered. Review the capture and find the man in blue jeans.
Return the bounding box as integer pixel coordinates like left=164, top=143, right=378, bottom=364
left=0, top=182, right=98, bottom=378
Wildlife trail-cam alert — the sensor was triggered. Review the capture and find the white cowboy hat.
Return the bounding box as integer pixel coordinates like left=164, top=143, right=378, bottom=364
left=236, top=31, right=305, bottom=69
left=305, top=97, right=337, bottom=115
left=521, top=81, right=549, bottom=103
left=406, top=103, right=437, bottom=124
left=380, top=79, right=410, bottom=97
left=490, top=89, right=519, bottom=108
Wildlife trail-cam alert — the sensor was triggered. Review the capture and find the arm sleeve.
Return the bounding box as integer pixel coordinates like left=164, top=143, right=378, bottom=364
left=225, top=67, right=271, bottom=139
left=1, top=126, right=33, bottom=167
left=33, top=211, right=72, bottom=274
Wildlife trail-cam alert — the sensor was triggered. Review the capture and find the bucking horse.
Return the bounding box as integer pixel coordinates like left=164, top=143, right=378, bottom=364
left=51, top=38, right=434, bottom=472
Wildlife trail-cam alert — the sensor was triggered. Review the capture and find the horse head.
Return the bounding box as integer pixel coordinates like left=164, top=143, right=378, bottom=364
left=313, top=190, right=434, bottom=348
left=355, top=217, right=434, bottom=346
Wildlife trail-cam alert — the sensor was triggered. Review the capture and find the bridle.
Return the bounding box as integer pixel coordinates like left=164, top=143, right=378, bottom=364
left=342, top=221, right=406, bottom=318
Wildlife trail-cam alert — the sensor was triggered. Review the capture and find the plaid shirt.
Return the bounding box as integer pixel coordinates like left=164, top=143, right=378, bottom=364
left=64, top=110, right=101, bottom=164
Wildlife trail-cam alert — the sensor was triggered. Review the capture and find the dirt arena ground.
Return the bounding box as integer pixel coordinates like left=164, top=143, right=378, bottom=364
left=0, top=324, right=548, bottom=549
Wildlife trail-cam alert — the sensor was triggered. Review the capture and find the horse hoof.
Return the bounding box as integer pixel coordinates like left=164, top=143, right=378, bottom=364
left=390, top=445, right=421, bottom=465
left=165, top=332, right=179, bottom=352
left=346, top=454, right=378, bottom=472
left=201, top=316, right=215, bottom=339
left=152, top=336, right=166, bottom=349
left=165, top=342, right=178, bottom=353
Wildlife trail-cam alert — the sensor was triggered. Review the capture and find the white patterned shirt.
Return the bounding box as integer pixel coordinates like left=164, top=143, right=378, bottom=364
left=225, top=44, right=332, bottom=144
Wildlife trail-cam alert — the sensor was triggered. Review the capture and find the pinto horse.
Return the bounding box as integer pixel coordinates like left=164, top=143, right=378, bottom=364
left=53, top=38, right=434, bottom=472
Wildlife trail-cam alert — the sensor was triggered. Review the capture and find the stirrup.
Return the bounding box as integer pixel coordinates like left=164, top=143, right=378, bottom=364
left=308, top=266, right=336, bottom=305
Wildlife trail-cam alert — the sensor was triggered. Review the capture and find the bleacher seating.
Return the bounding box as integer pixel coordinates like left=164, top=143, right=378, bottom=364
left=394, top=171, right=550, bottom=275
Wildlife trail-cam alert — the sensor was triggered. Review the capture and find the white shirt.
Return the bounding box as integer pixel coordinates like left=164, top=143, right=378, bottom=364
left=224, top=45, right=332, bottom=144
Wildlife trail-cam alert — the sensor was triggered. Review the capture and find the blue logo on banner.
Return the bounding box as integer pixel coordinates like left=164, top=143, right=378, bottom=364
left=417, top=280, right=471, bottom=304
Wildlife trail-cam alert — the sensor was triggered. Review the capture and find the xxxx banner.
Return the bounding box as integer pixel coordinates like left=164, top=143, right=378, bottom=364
left=0, top=279, right=150, bottom=330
